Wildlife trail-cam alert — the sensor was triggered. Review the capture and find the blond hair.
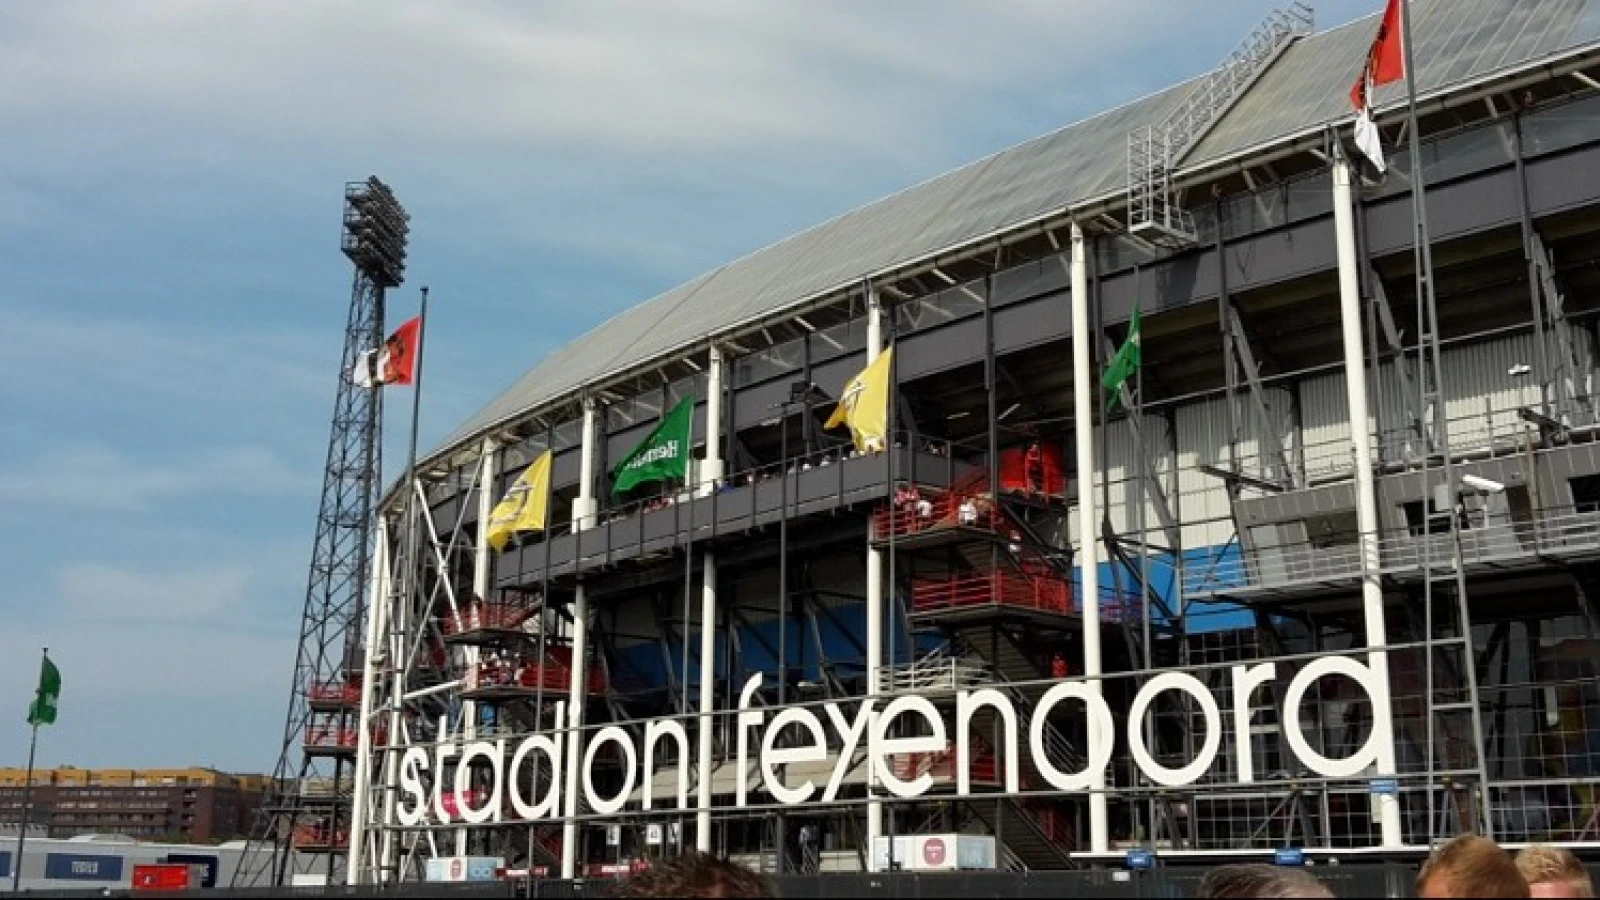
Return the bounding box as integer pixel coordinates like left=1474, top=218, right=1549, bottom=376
left=1517, top=845, right=1593, bottom=897
left=1417, top=835, right=1528, bottom=898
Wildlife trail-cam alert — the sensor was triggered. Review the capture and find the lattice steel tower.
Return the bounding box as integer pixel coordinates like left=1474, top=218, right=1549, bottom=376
left=237, top=178, right=409, bottom=887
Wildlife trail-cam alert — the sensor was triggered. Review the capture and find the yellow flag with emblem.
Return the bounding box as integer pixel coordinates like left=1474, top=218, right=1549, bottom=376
left=824, top=347, right=893, bottom=452
left=487, top=450, right=552, bottom=552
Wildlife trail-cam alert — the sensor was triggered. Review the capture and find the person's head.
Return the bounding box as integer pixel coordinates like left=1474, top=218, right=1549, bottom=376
left=1195, top=864, right=1334, bottom=898
left=1517, top=846, right=1594, bottom=898
left=1418, top=835, right=1530, bottom=898
left=612, top=851, right=777, bottom=899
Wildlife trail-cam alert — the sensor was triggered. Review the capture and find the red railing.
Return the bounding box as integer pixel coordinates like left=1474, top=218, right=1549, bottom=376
left=467, top=656, right=606, bottom=694
left=444, top=601, right=535, bottom=634
left=1018, top=799, right=1075, bottom=848
left=307, top=726, right=386, bottom=748
left=891, top=745, right=999, bottom=785
left=912, top=570, right=1072, bottom=616
left=293, top=824, right=348, bottom=848
left=873, top=488, right=1000, bottom=540
left=308, top=681, right=361, bottom=705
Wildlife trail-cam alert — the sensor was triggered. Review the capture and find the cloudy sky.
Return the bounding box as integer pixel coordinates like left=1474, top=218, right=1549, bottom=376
left=0, top=0, right=1380, bottom=774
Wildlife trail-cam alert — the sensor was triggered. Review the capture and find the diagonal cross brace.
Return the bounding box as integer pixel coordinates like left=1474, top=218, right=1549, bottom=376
left=1224, top=302, right=1296, bottom=489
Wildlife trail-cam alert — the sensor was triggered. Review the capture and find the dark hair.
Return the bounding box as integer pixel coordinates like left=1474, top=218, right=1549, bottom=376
left=611, top=851, right=778, bottom=899
left=1197, top=863, right=1334, bottom=898
left=1417, top=835, right=1529, bottom=898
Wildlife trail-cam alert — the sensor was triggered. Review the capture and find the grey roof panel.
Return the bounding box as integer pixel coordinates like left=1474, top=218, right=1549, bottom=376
left=440, top=0, right=1600, bottom=456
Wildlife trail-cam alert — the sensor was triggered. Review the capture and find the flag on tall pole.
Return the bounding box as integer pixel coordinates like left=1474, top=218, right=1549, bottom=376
left=487, top=450, right=553, bottom=552
left=16, top=648, right=56, bottom=891
left=1350, top=0, right=1406, bottom=173
left=824, top=347, right=893, bottom=453
left=26, top=654, right=60, bottom=727
left=1101, top=305, right=1142, bottom=410
left=351, top=315, right=422, bottom=387
left=613, top=397, right=694, bottom=495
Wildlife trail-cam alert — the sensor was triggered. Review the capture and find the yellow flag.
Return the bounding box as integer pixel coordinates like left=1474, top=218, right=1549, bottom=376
left=824, top=347, right=893, bottom=452
left=486, top=450, right=552, bottom=552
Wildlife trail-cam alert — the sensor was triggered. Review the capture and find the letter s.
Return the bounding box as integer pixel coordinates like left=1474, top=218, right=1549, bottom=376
left=397, top=747, right=429, bottom=826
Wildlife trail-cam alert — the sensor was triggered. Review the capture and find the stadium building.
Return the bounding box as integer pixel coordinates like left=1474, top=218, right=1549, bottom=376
left=316, top=0, right=1600, bottom=884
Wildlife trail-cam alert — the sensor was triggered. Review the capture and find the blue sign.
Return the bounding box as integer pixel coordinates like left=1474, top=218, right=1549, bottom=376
left=1274, top=847, right=1306, bottom=867
left=1126, top=848, right=1156, bottom=870
left=0, top=850, right=11, bottom=878
left=44, top=852, right=123, bottom=881
left=1369, top=778, right=1400, bottom=795
left=166, top=853, right=219, bottom=888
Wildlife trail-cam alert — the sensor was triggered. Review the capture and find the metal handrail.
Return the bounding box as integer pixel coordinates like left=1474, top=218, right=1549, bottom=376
left=1187, top=506, right=1600, bottom=597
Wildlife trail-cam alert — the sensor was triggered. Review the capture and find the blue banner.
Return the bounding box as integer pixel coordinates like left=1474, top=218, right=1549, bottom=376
left=44, top=852, right=122, bottom=881
left=0, top=850, right=11, bottom=879
left=166, top=853, right=219, bottom=888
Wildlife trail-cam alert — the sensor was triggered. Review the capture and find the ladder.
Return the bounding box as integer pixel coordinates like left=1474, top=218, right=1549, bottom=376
left=1127, top=2, right=1313, bottom=246
left=1414, top=248, right=1495, bottom=843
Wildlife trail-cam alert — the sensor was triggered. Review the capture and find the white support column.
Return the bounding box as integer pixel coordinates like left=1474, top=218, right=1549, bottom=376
left=701, top=344, right=725, bottom=495
left=562, top=398, right=599, bottom=879
left=695, top=550, right=717, bottom=851
left=348, top=517, right=390, bottom=885
left=1070, top=222, right=1109, bottom=854
left=696, top=345, right=724, bottom=851
left=864, top=286, right=885, bottom=865
left=1334, top=155, right=1403, bottom=847
left=377, top=517, right=406, bottom=877
left=456, top=441, right=497, bottom=857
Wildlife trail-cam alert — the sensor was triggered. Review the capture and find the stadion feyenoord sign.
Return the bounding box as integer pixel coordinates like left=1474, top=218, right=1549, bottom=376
left=396, top=655, right=1391, bottom=826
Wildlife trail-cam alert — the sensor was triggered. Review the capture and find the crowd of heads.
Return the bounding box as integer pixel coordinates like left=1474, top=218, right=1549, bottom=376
left=605, top=837, right=1595, bottom=899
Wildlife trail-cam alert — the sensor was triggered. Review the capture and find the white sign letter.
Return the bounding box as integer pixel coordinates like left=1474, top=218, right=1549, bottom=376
left=507, top=728, right=564, bottom=820
left=583, top=726, right=639, bottom=816
left=1284, top=656, right=1387, bottom=777
left=736, top=674, right=764, bottom=808
left=872, top=696, right=946, bottom=799
left=1030, top=682, right=1115, bottom=791
left=454, top=741, right=503, bottom=825
left=397, top=748, right=429, bottom=826
left=1128, top=672, right=1222, bottom=787
left=957, top=689, right=1019, bottom=794
left=643, top=719, right=690, bottom=811
left=762, top=708, right=829, bottom=804
left=1230, top=663, right=1277, bottom=784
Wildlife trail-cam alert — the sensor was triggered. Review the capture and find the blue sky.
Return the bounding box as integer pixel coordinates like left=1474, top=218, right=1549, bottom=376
left=0, top=0, right=1378, bottom=774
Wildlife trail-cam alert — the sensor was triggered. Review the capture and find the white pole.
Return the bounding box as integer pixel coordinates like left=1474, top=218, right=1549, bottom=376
left=377, top=520, right=404, bottom=877
left=1070, top=222, right=1109, bottom=854
left=696, top=550, right=718, bottom=851
left=1333, top=154, right=1403, bottom=847
left=455, top=440, right=497, bottom=857
left=696, top=346, right=725, bottom=851
left=702, top=344, right=725, bottom=495
left=864, top=286, right=885, bottom=866
left=562, top=398, right=599, bottom=879
left=347, top=518, right=389, bottom=884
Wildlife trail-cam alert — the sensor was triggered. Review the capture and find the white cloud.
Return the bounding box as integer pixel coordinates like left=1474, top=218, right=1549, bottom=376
left=0, top=446, right=309, bottom=512
left=57, top=561, right=257, bottom=622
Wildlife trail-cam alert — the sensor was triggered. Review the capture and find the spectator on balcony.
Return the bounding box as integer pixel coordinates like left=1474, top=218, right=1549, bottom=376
left=1025, top=441, right=1045, bottom=495
left=1051, top=652, right=1068, bottom=680
left=916, top=496, right=933, bottom=519
left=958, top=498, right=978, bottom=526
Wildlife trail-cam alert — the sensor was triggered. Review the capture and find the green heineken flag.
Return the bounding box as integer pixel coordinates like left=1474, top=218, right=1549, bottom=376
left=27, top=656, right=60, bottom=727
left=612, top=397, right=693, bottom=495
left=1101, top=305, right=1142, bottom=409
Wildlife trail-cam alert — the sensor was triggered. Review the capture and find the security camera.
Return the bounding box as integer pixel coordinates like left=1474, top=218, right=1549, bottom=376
left=1461, top=474, right=1505, bottom=494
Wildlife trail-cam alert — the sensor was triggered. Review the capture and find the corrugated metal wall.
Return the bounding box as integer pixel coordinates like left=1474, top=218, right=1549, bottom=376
left=1098, top=331, right=1553, bottom=554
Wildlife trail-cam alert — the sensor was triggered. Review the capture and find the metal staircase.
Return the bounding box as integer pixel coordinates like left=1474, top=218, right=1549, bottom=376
left=1127, top=2, right=1313, bottom=245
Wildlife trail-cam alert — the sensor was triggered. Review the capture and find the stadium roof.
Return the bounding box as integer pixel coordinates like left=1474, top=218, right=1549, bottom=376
left=440, top=0, right=1600, bottom=457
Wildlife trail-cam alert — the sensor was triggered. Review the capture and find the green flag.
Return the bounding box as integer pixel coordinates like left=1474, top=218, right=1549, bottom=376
left=27, top=656, right=59, bottom=727
left=612, top=397, right=693, bottom=495
left=1101, top=305, right=1142, bottom=409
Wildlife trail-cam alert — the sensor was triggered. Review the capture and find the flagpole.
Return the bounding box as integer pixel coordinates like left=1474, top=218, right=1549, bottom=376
left=14, top=648, right=47, bottom=893
left=395, top=287, right=429, bottom=838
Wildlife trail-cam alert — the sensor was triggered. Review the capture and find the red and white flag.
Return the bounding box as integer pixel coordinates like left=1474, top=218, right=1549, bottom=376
left=1350, top=0, right=1406, bottom=173
left=352, top=316, right=421, bottom=387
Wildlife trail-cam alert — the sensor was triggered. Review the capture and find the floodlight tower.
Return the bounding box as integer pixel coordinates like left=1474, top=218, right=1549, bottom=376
left=237, top=178, right=409, bottom=888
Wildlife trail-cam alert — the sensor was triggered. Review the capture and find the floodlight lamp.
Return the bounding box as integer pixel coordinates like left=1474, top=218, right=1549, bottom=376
left=1461, top=474, right=1505, bottom=494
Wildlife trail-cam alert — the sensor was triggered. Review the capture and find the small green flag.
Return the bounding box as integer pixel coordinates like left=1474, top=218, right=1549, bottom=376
left=612, top=398, right=694, bottom=496
left=27, top=656, right=60, bottom=727
left=1101, top=305, right=1142, bottom=409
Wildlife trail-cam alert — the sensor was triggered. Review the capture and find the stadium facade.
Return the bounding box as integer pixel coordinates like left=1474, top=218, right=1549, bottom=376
left=318, top=0, right=1600, bottom=884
